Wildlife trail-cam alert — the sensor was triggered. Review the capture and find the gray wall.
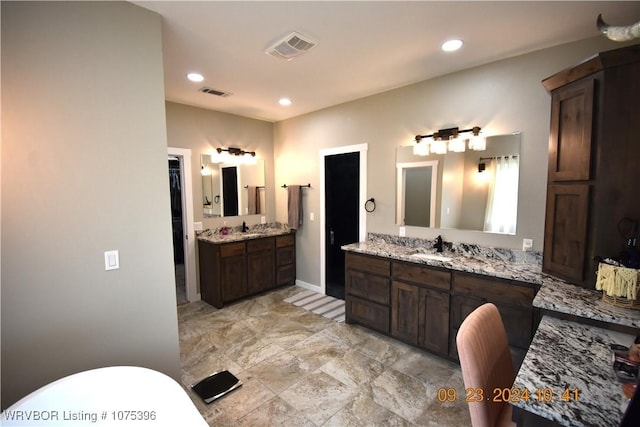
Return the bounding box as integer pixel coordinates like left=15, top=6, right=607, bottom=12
left=164, top=101, right=275, bottom=230
left=273, top=36, right=629, bottom=289
left=1, top=1, right=180, bottom=408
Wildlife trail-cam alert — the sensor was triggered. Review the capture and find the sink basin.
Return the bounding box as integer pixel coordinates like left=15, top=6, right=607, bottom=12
left=410, top=253, right=453, bottom=262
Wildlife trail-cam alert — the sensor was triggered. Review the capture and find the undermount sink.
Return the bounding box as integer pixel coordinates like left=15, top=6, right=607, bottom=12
left=239, top=233, right=262, bottom=238
left=410, top=253, right=453, bottom=262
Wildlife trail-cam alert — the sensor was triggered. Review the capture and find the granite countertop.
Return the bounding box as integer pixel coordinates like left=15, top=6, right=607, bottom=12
left=534, top=275, right=640, bottom=329
left=197, top=223, right=293, bottom=244
left=341, top=238, right=543, bottom=286
left=512, top=315, right=635, bottom=426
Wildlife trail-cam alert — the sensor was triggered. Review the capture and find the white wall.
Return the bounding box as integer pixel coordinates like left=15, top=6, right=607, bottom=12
left=164, top=101, right=274, bottom=229
left=1, top=1, right=180, bottom=408
left=274, top=36, right=630, bottom=289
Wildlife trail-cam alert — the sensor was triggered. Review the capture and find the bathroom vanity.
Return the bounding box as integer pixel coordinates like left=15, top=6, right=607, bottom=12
left=198, top=229, right=295, bottom=308
left=343, top=235, right=541, bottom=367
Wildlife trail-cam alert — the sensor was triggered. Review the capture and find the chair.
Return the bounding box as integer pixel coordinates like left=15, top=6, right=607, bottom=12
left=456, top=303, right=516, bottom=427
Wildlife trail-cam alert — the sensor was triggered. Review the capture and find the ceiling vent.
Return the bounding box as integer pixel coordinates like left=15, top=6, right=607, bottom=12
left=265, top=31, right=317, bottom=60
left=199, top=87, right=232, bottom=97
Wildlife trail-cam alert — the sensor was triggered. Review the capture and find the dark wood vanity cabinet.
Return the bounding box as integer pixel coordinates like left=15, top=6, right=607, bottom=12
left=276, top=234, right=296, bottom=286
left=345, top=251, right=537, bottom=366
left=542, top=44, right=640, bottom=287
left=345, top=253, right=391, bottom=334
left=198, top=233, right=295, bottom=308
left=449, top=272, right=536, bottom=367
left=247, top=237, right=275, bottom=295
left=391, top=262, right=451, bottom=356
left=219, top=242, right=247, bottom=303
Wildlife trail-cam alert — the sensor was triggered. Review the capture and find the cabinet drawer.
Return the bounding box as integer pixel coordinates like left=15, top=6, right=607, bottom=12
left=277, top=246, right=295, bottom=266
left=277, top=264, right=295, bottom=286
left=392, top=262, right=451, bottom=291
left=346, top=295, right=389, bottom=334
left=346, top=253, right=390, bottom=276
left=346, top=269, right=390, bottom=305
left=452, top=273, right=534, bottom=308
left=247, top=237, right=274, bottom=253
left=220, top=242, right=246, bottom=258
left=276, top=233, right=295, bottom=248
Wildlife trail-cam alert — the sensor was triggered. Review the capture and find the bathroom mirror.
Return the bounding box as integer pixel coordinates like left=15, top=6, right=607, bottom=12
left=396, top=133, right=520, bottom=234
left=201, top=154, right=266, bottom=218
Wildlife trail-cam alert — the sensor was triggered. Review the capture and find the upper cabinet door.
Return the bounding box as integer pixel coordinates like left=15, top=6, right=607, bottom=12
left=548, top=78, right=595, bottom=182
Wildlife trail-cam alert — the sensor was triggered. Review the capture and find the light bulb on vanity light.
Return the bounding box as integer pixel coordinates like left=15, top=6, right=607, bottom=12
left=413, top=137, right=430, bottom=156
left=448, top=136, right=465, bottom=152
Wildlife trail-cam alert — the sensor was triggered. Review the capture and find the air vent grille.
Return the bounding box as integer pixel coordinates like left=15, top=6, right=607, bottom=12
left=266, top=31, right=317, bottom=60
left=199, top=87, right=232, bottom=97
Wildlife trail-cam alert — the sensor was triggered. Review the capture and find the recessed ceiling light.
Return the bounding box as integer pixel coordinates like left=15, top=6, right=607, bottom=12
left=187, top=72, right=204, bottom=82
left=279, top=97, right=292, bottom=106
left=441, top=39, right=463, bottom=52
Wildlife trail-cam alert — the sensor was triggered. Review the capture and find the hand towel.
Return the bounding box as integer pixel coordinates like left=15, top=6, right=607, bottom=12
left=247, top=186, right=257, bottom=215
left=287, top=185, right=303, bottom=230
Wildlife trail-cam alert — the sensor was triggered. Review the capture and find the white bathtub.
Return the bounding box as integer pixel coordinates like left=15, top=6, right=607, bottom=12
left=1, top=366, right=208, bottom=426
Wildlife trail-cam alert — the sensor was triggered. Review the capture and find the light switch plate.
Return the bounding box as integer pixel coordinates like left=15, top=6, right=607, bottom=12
left=105, top=250, right=119, bottom=271
left=399, top=227, right=406, bottom=237
left=522, top=239, right=533, bottom=252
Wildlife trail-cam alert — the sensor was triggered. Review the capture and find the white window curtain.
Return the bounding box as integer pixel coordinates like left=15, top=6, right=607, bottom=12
left=484, top=156, right=519, bottom=234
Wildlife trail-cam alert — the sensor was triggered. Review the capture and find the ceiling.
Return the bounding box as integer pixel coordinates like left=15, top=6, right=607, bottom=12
left=133, top=1, right=640, bottom=123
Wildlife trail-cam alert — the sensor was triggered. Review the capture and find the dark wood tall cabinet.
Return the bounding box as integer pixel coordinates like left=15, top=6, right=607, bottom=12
left=542, top=44, right=640, bottom=288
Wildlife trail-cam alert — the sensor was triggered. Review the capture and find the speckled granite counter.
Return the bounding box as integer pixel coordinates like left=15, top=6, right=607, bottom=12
left=512, top=315, right=635, bottom=426
left=534, top=276, right=640, bottom=329
left=197, top=223, right=293, bottom=244
left=341, top=234, right=543, bottom=286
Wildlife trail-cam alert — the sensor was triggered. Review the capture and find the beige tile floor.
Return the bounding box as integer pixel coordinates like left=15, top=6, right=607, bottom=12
left=178, top=286, right=472, bottom=426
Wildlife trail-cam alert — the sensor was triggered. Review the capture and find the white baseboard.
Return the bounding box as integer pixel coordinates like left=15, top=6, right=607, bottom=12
left=295, top=280, right=321, bottom=293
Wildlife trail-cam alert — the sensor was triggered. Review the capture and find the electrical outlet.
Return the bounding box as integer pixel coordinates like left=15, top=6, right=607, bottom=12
left=399, top=227, right=406, bottom=237
left=522, top=239, right=533, bottom=252
left=261, top=216, right=266, bottom=224
left=310, top=212, right=315, bottom=221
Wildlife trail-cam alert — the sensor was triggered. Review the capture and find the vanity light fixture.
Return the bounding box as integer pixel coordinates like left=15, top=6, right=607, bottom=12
left=414, top=126, right=485, bottom=156
left=212, top=147, right=257, bottom=165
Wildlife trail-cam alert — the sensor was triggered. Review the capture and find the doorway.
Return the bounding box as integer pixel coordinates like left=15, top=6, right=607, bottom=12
left=320, top=144, right=368, bottom=300
left=167, top=147, right=197, bottom=304
left=168, top=158, right=187, bottom=305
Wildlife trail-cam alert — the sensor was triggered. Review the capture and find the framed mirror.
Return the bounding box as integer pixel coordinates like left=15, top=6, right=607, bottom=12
left=201, top=154, right=266, bottom=218
left=396, top=133, right=520, bottom=234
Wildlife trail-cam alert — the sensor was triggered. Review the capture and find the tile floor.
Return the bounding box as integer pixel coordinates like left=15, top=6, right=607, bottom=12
left=178, top=286, right=472, bottom=426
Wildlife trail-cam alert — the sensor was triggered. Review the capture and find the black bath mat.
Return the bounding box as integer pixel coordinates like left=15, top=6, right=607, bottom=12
left=191, top=370, right=242, bottom=404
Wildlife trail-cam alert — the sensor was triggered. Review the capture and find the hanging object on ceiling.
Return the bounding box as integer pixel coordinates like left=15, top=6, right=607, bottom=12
left=597, top=14, right=640, bottom=41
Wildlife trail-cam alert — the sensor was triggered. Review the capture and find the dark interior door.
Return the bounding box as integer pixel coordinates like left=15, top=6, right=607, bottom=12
left=222, top=166, right=238, bottom=216
left=325, top=152, right=359, bottom=300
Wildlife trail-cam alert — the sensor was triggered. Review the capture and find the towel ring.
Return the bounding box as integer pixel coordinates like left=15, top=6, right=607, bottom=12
left=365, top=198, right=376, bottom=213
